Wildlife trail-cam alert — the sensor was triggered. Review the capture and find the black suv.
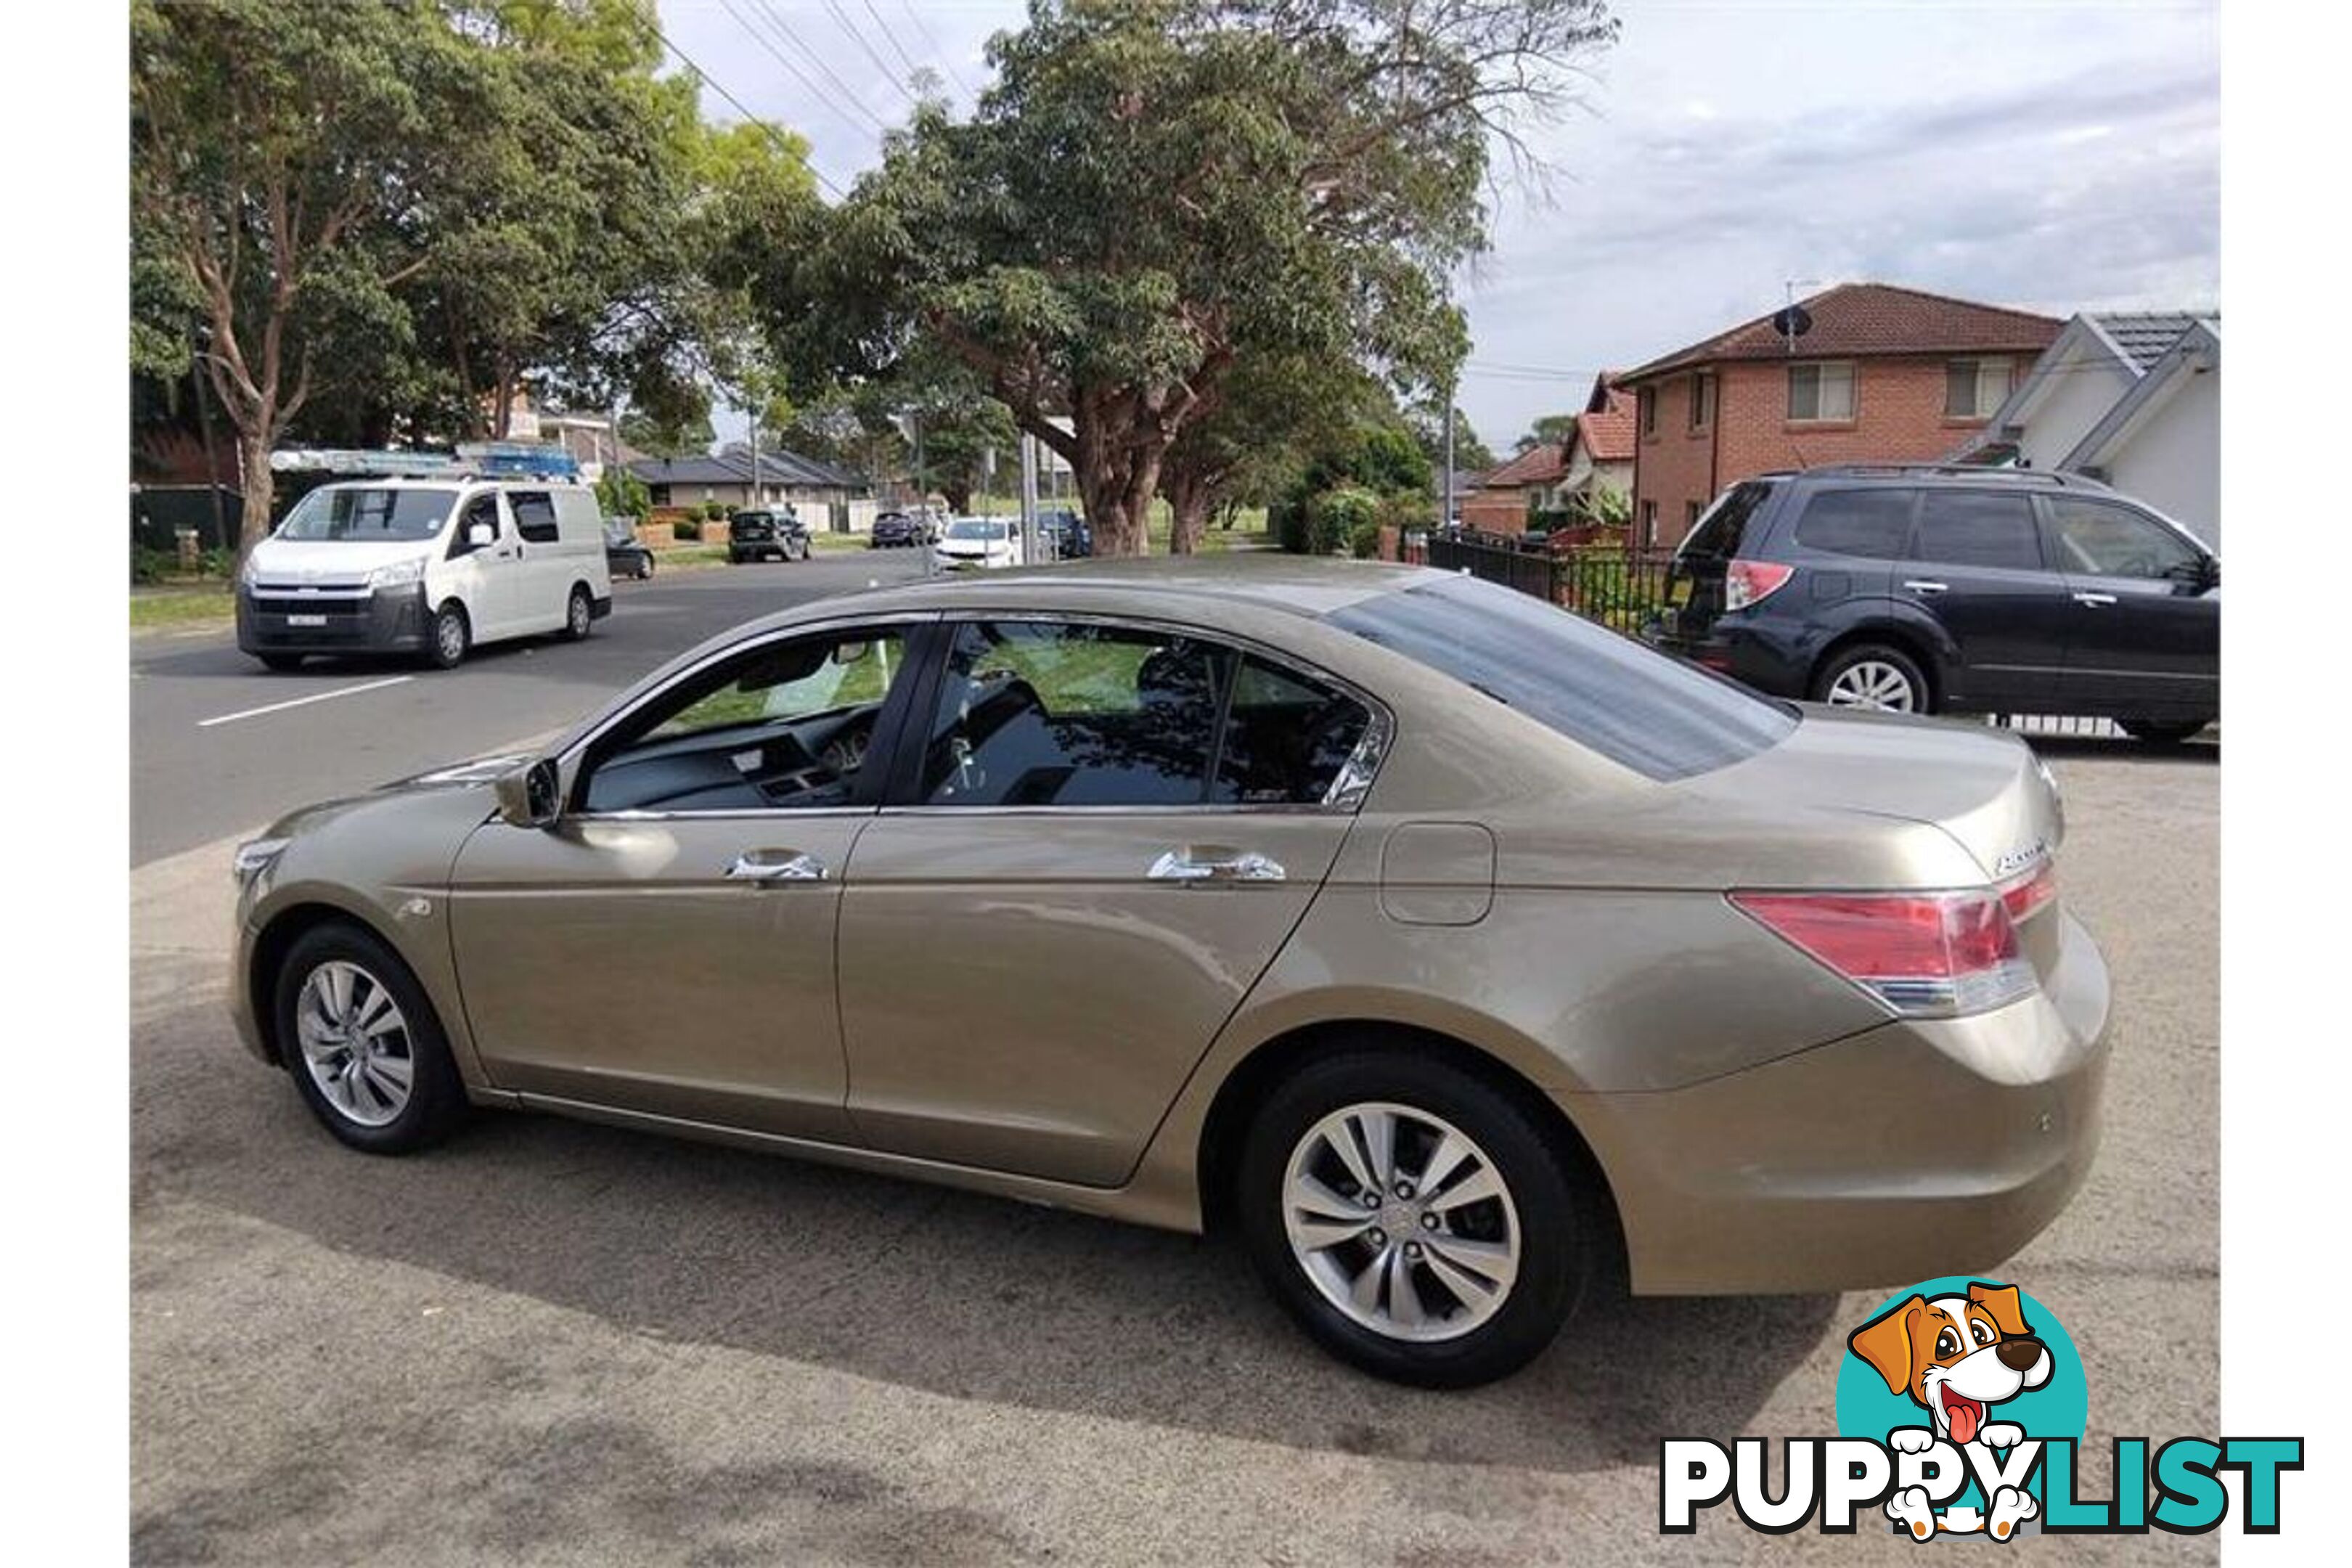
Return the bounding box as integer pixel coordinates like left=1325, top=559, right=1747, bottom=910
left=1651, top=465, right=2218, bottom=740
left=727, top=507, right=810, bottom=563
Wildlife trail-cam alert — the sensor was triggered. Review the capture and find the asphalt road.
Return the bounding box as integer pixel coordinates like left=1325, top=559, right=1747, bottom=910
left=128, top=581, right=2219, bottom=1564
left=129, top=552, right=934, bottom=867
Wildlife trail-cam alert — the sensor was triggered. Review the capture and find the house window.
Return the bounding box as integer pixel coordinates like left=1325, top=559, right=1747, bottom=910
left=1787, top=362, right=1855, bottom=422
left=1640, top=499, right=1658, bottom=546
left=1688, top=372, right=1714, bottom=431
left=1684, top=500, right=1703, bottom=536
left=1944, top=357, right=2015, bottom=420
left=1639, top=388, right=1657, bottom=437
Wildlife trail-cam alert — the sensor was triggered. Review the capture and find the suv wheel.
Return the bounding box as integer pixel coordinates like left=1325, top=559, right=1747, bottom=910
left=272, top=921, right=467, bottom=1153
left=2119, top=716, right=2212, bottom=745
left=1814, top=644, right=1930, bottom=714
left=1236, top=1047, right=1591, bottom=1387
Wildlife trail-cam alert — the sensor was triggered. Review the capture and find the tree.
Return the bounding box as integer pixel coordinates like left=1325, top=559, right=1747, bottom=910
left=1160, top=352, right=1382, bottom=552
left=1408, top=401, right=1496, bottom=475
left=784, top=0, right=1618, bottom=555
left=131, top=0, right=462, bottom=548
left=1514, top=412, right=1578, bottom=454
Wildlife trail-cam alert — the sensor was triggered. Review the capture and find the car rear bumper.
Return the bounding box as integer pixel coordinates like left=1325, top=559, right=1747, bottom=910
left=237, top=584, right=429, bottom=656
left=1566, top=907, right=2110, bottom=1295
left=1650, top=619, right=1811, bottom=699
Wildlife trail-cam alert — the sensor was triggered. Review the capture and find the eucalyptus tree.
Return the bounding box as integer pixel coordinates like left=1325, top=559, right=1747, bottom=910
left=786, top=0, right=1618, bottom=555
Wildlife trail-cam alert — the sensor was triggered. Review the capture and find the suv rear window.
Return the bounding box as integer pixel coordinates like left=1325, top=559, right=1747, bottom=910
left=1678, top=480, right=1777, bottom=560
left=1330, top=576, right=1795, bottom=782
left=1792, top=487, right=1914, bottom=559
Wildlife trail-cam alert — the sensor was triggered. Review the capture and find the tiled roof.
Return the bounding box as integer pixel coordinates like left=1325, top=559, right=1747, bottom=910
left=1479, top=442, right=1567, bottom=488
left=1575, top=405, right=1635, bottom=463
left=626, top=448, right=865, bottom=490
left=1620, top=283, right=2065, bottom=383
left=2088, top=311, right=2221, bottom=372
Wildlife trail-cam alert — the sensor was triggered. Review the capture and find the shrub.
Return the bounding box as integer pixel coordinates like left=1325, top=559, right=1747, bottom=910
left=702, top=500, right=729, bottom=520
left=595, top=468, right=650, bottom=520
left=1305, top=486, right=1381, bottom=557
left=131, top=545, right=173, bottom=585
left=673, top=518, right=701, bottom=542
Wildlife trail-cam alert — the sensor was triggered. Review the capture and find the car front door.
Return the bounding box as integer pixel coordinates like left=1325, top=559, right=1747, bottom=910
left=1900, top=486, right=2073, bottom=711
left=835, top=618, right=1380, bottom=1186
left=445, top=489, right=522, bottom=637
left=446, top=621, right=928, bottom=1138
left=2038, top=494, right=2221, bottom=719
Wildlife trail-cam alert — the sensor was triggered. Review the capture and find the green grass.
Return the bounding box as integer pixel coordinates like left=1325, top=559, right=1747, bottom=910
left=130, top=584, right=237, bottom=632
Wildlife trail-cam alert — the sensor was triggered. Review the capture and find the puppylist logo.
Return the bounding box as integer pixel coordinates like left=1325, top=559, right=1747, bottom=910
left=1659, top=1278, right=2303, bottom=1540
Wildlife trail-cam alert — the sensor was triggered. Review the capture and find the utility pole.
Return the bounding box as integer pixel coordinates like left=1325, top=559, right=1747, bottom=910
left=1442, top=391, right=1456, bottom=533
left=1018, top=431, right=1040, bottom=564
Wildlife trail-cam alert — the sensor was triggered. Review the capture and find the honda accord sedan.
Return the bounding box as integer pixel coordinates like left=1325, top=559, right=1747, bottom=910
left=228, top=558, right=2109, bottom=1387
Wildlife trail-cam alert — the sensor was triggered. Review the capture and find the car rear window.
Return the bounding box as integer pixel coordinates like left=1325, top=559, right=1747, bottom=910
left=1792, top=487, right=1915, bottom=559
left=1678, top=480, right=1777, bottom=560
left=1329, top=576, right=1796, bottom=782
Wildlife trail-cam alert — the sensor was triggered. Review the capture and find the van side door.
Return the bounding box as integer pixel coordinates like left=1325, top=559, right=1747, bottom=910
left=507, top=489, right=568, bottom=632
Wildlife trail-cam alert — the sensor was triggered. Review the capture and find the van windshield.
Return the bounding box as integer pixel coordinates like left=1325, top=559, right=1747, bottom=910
left=277, top=486, right=457, bottom=543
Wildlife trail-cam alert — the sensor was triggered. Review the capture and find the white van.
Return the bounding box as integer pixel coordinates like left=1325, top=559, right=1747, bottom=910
left=237, top=478, right=613, bottom=671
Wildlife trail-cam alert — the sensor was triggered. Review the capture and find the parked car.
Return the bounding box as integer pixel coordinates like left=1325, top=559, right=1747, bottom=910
left=1650, top=465, right=2218, bottom=742
left=603, top=520, right=655, bottom=580
left=229, top=558, right=2106, bottom=1387
left=1036, top=507, right=1092, bottom=560
left=870, top=511, right=929, bottom=549
left=237, top=478, right=612, bottom=671
left=933, top=516, right=1024, bottom=570
left=728, top=507, right=810, bottom=564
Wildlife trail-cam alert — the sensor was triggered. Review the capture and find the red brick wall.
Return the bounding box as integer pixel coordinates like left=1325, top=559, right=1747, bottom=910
left=1461, top=489, right=1531, bottom=534
left=1632, top=356, right=1991, bottom=547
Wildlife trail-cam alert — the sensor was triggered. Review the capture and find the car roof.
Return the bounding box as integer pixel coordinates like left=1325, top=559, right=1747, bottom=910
left=760, top=554, right=1445, bottom=631
left=1760, top=463, right=2118, bottom=495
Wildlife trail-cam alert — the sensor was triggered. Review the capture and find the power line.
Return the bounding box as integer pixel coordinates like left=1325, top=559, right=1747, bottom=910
left=857, top=0, right=925, bottom=81
left=650, top=19, right=847, bottom=200
left=895, top=0, right=976, bottom=97
left=822, top=0, right=921, bottom=108
left=748, top=0, right=893, bottom=133
left=719, top=0, right=890, bottom=139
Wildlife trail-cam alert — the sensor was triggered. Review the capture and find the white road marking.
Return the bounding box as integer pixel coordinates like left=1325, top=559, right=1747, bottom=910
left=197, top=675, right=415, bottom=729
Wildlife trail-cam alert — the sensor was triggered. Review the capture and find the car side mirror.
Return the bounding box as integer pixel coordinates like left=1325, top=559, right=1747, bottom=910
left=465, top=520, right=494, bottom=550
left=494, top=758, right=562, bottom=829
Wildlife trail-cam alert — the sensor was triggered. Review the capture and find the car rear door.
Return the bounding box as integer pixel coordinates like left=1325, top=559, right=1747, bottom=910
left=2038, top=494, right=2221, bottom=718
left=1900, top=486, right=2073, bottom=711
left=834, top=617, right=1377, bottom=1186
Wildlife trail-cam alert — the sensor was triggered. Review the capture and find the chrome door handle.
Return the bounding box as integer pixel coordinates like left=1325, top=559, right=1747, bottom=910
left=725, top=851, right=828, bottom=882
left=1148, top=849, right=1286, bottom=883
left=2072, top=591, right=2118, bottom=608
left=1902, top=579, right=1948, bottom=595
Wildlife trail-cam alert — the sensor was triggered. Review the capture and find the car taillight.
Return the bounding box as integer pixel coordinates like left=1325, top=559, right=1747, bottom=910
left=1730, top=885, right=2038, bottom=1018
left=1999, top=859, right=2057, bottom=923
left=1724, top=559, right=1794, bottom=611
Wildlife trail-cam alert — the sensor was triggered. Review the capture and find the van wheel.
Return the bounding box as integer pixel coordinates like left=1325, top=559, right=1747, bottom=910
left=561, top=584, right=593, bottom=641
left=1235, top=1046, right=1591, bottom=1387
left=1813, top=643, right=1930, bottom=714
left=426, top=603, right=470, bottom=670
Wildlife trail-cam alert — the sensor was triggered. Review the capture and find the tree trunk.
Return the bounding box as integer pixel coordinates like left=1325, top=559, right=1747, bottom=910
left=1068, top=395, right=1167, bottom=558
left=1164, top=466, right=1212, bottom=555
left=942, top=479, right=973, bottom=513
left=237, top=426, right=276, bottom=555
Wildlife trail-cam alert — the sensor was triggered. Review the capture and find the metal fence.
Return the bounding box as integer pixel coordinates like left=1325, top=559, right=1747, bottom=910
left=1422, top=530, right=1680, bottom=637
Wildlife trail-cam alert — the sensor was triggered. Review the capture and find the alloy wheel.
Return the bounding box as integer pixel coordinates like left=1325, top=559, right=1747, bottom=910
left=1825, top=659, right=1918, bottom=711
left=1282, top=1101, right=1522, bottom=1343
left=293, top=960, right=415, bottom=1128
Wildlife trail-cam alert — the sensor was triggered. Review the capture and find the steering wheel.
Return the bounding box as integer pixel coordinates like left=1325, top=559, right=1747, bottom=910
left=820, top=718, right=873, bottom=776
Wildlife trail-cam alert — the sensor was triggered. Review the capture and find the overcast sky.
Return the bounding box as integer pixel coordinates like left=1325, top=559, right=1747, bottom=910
left=656, top=0, right=2220, bottom=449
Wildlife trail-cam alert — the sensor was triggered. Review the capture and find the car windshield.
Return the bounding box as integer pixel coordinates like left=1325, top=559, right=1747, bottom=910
left=276, top=486, right=457, bottom=543
left=1329, top=575, right=1797, bottom=782
left=946, top=520, right=1006, bottom=541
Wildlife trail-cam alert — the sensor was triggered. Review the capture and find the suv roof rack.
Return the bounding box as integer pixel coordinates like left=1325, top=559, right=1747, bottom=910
left=1787, top=462, right=2096, bottom=489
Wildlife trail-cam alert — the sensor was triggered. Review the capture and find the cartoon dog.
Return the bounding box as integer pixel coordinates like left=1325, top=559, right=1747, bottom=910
left=1847, top=1282, right=2054, bottom=1540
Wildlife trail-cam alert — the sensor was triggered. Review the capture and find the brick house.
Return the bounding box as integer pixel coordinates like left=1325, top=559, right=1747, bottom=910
left=1616, top=284, right=2064, bottom=547
left=1460, top=375, right=1634, bottom=534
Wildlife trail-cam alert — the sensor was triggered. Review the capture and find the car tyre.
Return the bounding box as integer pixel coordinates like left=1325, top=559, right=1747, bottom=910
left=2119, top=716, right=2211, bottom=745
left=1235, top=1045, right=1591, bottom=1388
left=1813, top=642, right=1932, bottom=714
left=639, top=555, right=654, bottom=579
left=561, top=583, right=594, bottom=641
left=272, top=920, right=467, bottom=1155
left=425, top=603, right=469, bottom=670
left=257, top=653, right=305, bottom=673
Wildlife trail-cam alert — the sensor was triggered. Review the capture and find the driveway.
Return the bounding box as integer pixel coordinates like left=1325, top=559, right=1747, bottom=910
left=129, top=690, right=2216, bottom=1562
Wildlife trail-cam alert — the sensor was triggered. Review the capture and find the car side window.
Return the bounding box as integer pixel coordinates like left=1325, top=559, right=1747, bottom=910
left=2045, top=497, right=2203, bottom=580
left=1212, top=657, right=1371, bottom=805
left=511, top=491, right=560, bottom=544
left=1911, top=489, right=2042, bottom=571
left=920, top=621, right=1233, bottom=807
left=1790, top=488, right=1915, bottom=560
left=578, top=628, right=914, bottom=814
left=449, top=493, right=501, bottom=556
